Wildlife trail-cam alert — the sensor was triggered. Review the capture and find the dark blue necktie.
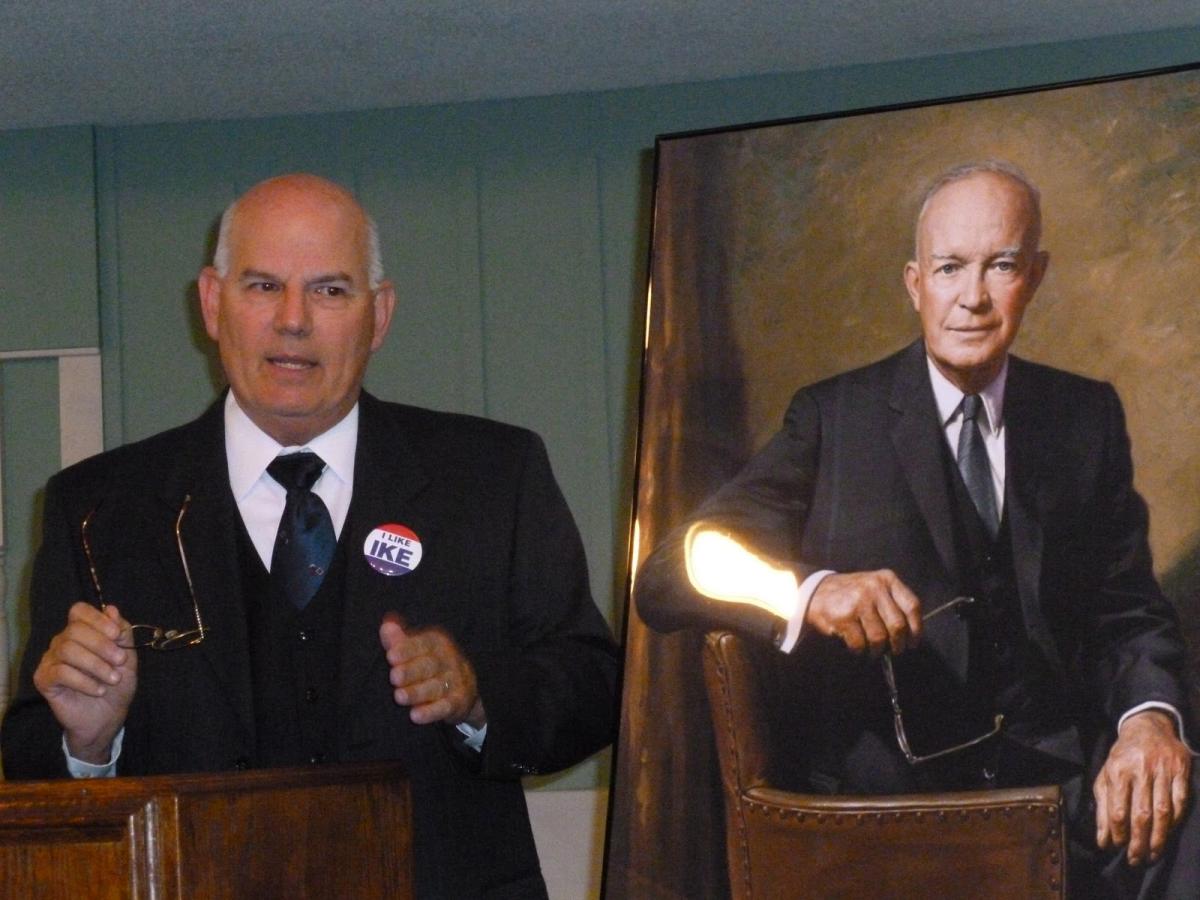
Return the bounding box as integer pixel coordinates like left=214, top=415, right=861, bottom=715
left=957, top=394, right=1000, bottom=538
left=267, top=452, right=336, bottom=610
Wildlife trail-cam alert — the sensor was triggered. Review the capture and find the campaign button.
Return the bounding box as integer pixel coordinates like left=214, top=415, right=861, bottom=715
left=363, top=524, right=423, bottom=576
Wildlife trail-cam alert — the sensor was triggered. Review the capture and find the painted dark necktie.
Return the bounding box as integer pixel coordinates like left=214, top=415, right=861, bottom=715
left=267, top=451, right=336, bottom=609
left=957, top=394, right=1000, bottom=538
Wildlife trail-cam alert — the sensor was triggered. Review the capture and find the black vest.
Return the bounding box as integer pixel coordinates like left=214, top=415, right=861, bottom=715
left=236, top=516, right=346, bottom=767
left=943, top=440, right=1073, bottom=751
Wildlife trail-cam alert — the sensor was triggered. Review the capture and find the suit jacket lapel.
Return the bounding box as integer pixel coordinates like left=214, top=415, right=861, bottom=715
left=337, top=393, right=433, bottom=711
left=888, top=341, right=969, bottom=680
left=1001, top=358, right=1063, bottom=672
left=154, top=399, right=256, bottom=744
left=889, top=341, right=959, bottom=581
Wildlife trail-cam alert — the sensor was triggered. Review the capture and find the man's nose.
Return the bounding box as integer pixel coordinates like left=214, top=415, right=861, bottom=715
left=960, top=270, right=990, bottom=310
left=274, top=283, right=311, bottom=333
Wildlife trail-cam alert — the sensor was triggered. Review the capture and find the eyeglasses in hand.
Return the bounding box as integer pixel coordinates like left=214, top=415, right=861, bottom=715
left=881, top=595, right=1003, bottom=765
left=81, top=495, right=207, bottom=650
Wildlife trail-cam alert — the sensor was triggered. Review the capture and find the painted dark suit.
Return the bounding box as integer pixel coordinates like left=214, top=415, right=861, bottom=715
left=3, top=391, right=621, bottom=899
left=637, top=339, right=1190, bottom=802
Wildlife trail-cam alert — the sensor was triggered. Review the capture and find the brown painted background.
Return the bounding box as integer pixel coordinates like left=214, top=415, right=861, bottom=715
left=607, top=67, right=1200, bottom=898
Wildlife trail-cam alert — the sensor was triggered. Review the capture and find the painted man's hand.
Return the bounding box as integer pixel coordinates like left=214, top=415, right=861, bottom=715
left=1095, top=710, right=1191, bottom=866
left=805, top=569, right=923, bottom=656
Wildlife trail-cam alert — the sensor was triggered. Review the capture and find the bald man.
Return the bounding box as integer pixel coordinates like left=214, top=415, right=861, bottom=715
left=637, top=161, right=1199, bottom=896
left=2, top=174, right=620, bottom=899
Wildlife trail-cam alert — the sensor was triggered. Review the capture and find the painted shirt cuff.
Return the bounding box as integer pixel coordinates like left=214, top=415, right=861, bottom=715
left=1119, top=703, right=1197, bottom=755
left=779, top=570, right=834, bottom=654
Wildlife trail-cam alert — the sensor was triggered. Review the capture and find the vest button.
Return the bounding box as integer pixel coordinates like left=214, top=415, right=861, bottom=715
left=305, top=687, right=318, bottom=703
left=299, top=629, right=311, bottom=641
left=233, top=757, right=250, bottom=771
left=309, top=753, right=327, bottom=765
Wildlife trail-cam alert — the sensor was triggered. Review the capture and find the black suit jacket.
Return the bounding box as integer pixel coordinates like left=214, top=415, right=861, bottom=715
left=637, top=340, right=1189, bottom=785
left=2, top=391, right=621, bottom=899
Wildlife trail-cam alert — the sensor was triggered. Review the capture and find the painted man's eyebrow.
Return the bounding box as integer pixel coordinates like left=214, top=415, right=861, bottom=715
left=928, top=247, right=1023, bottom=261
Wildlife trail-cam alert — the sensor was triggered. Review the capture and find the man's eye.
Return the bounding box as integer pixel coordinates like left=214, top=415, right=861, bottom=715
left=993, top=260, right=1016, bottom=273
left=314, top=285, right=349, bottom=298
left=249, top=281, right=280, bottom=292
left=936, top=263, right=959, bottom=275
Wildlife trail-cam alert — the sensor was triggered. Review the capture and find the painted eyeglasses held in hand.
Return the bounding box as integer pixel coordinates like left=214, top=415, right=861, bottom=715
left=881, top=595, right=1004, bottom=765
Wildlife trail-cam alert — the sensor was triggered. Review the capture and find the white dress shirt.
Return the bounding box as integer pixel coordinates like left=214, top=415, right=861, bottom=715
left=223, top=391, right=357, bottom=566
left=926, top=356, right=1007, bottom=511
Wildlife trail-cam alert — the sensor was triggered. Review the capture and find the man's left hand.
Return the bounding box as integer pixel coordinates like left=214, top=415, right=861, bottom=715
left=379, top=613, right=486, bottom=729
left=1094, top=710, right=1192, bottom=866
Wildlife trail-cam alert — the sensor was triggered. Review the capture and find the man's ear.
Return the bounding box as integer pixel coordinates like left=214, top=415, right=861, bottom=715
left=370, top=282, right=397, bottom=352
left=197, top=267, right=223, bottom=342
left=903, top=260, right=922, bottom=311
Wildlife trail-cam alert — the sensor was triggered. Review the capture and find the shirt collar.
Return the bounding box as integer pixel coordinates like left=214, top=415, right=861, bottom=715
left=224, top=392, right=359, bottom=501
left=926, top=355, right=1008, bottom=434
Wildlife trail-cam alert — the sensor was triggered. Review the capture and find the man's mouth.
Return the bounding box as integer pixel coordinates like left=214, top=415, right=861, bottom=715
left=267, top=355, right=317, bottom=370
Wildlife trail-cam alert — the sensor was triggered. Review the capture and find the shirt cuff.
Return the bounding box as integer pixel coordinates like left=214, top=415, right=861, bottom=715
left=779, top=570, right=834, bottom=654
left=63, top=728, right=124, bottom=779
left=1119, top=703, right=1197, bottom=755
left=456, top=721, right=487, bottom=752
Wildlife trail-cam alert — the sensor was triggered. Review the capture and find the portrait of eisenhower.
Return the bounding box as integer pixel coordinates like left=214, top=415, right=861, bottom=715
left=607, top=68, right=1200, bottom=898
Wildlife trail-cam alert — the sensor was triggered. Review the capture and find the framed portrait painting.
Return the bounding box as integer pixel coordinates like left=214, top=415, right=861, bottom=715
left=607, top=63, right=1200, bottom=898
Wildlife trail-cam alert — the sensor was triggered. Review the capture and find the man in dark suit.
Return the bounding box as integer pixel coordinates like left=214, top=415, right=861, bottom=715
left=637, top=161, right=1197, bottom=896
left=1, top=173, right=620, bottom=899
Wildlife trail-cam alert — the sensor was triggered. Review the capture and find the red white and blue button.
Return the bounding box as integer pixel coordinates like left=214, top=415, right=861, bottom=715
left=363, top=524, right=423, bottom=576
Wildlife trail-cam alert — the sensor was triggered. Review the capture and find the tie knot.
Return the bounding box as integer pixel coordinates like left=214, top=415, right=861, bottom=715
left=267, top=452, right=326, bottom=493
left=961, top=394, right=983, bottom=423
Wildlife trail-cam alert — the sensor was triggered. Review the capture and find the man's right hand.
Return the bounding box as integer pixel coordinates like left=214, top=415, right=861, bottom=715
left=805, top=569, right=923, bottom=656
left=33, top=602, right=138, bottom=764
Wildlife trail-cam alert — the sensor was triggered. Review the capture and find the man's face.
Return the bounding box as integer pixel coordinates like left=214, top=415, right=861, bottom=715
left=903, top=172, right=1048, bottom=394
left=198, top=176, right=396, bottom=446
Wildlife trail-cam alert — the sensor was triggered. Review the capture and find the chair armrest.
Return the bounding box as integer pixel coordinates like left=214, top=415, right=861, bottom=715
left=736, top=784, right=1064, bottom=899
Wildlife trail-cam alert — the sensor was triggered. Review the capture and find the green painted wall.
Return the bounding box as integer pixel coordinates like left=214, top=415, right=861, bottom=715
left=1, top=126, right=98, bottom=726
left=3, top=26, right=1199, bottom=789
left=0, top=127, right=98, bottom=352
left=1, top=359, right=61, bottom=655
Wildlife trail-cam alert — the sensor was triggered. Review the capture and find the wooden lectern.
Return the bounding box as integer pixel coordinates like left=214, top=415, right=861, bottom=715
left=0, top=761, right=412, bottom=899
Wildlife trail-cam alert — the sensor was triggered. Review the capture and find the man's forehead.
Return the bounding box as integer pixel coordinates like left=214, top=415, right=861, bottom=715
left=918, top=175, right=1038, bottom=250
left=923, top=173, right=1034, bottom=220
left=226, top=201, right=370, bottom=276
